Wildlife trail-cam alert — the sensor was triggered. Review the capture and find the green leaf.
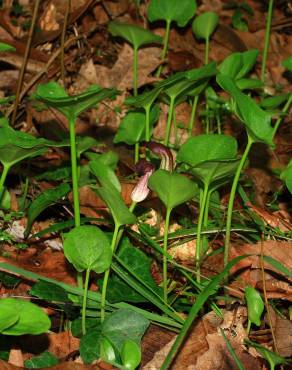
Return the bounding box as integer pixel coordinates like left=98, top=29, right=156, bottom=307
left=147, top=0, right=197, bottom=27
left=25, top=183, right=71, bottom=238
left=260, top=93, right=291, bottom=109
left=30, top=281, right=69, bottom=303
left=35, top=82, right=117, bottom=121
left=0, top=300, right=20, bottom=333
left=148, top=169, right=199, bottom=211
left=80, top=326, right=102, bottom=364
left=263, top=255, right=292, bottom=278
left=94, top=186, right=136, bottom=227
left=0, top=42, right=16, bottom=52
left=121, top=339, right=141, bottom=370
left=177, top=134, right=237, bottom=166
left=216, top=74, right=274, bottom=146
left=114, top=105, right=159, bottom=145
left=125, top=87, right=163, bottom=110
left=0, top=126, right=66, bottom=168
left=24, top=351, right=59, bottom=368
left=86, top=151, right=119, bottom=170
left=245, top=286, right=264, bottom=326
left=108, top=22, right=162, bottom=50
left=219, top=49, right=259, bottom=80
left=102, top=308, right=149, bottom=353
left=89, top=157, right=121, bottom=192
left=76, top=136, right=100, bottom=157
left=281, top=159, right=292, bottom=194
left=236, top=78, right=263, bottom=90
left=189, top=159, right=240, bottom=188
left=100, top=237, right=162, bottom=303
left=192, top=11, right=219, bottom=40
left=245, top=339, right=287, bottom=369
left=100, top=337, right=117, bottom=364
left=282, top=56, right=292, bottom=71
left=0, top=298, right=51, bottom=336
left=63, top=225, right=112, bottom=273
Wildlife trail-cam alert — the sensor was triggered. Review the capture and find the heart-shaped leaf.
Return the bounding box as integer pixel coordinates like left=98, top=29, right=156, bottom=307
left=89, top=157, right=121, bottom=192
left=192, top=11, right=219, bottom=41
left=148, top=169, right=199, bottom=211
left=245, top=286, right=264, bottom=326
left=0, top=298, right=51, bottom=335
left=114, top=105, right=160, bottom=145
left=177, top=134, right=237, bottom=167
left=189, top=159, right=240, bottom=187
left=147, top=0, right=197, bottom=27
left=121, top=339, right=141, bottom=370
left=94, top=186, right=136, bottom=227
left=108, top=22, right=162, bottom=50
left=25, top=183, right=71, bottom=238
left=0, top=126, right=67, bottom=167
left=219, top=49, right=259, bottom=80
left=64, top=225, right=112, bottom=273
left=216, top=74, right=274, bottom=146
left=35, top=82, right=117, bottom=121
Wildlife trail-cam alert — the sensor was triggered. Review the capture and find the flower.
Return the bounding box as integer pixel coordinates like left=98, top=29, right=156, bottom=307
left=131, top=159, right=155, bottom=202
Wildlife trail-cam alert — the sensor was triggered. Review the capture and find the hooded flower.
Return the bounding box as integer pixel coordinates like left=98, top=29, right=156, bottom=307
left=131, top=159, right=155, bottom=203
left=146, top=141, right=174, bottom=171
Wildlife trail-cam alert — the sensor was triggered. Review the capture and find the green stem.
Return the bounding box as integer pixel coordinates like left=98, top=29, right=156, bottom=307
left=216, top=110, right=222, bottom=134
left=205, top=37, right=209, bottom=65
left=69, top=117, right=80, bottom=227
left=188, top=95, right=199, bottom=137
left=261, top=0, right=274, bottom=82
left=224, top=137, right=253, bottom=268
left=246, top=319, right=251, bottom=336
left=134, top=142, right=139, bottom=164
left=133, top=46, right=138, bottom=96
left=195, top=183, right=209, bottom=282
left=202, top=190, right=211, bottom=255
left=163, top=208, right=171, bottom=304
left=81, top=268, right=90, bottom=335
left=156, top=19, right=171, bottom=78
left=100, top=223, right=120, bottom=322
left=272, top=94, right=292, bottom=138
left=145, top=105, right=151, bottom=142
left=0, top=164, right=10, bottom=203
left=164, top=96, right=175, bottom=146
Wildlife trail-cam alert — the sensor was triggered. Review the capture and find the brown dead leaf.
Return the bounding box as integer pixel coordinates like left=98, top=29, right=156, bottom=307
left=93, top=44, right=161, bottom=91
left=8, top=349, right=23, bottom=368
left=48, top=331, right=80, bottom=359
left=0, top=360, right=21, bottom=369
left=269, top=308, right=292, bottom=357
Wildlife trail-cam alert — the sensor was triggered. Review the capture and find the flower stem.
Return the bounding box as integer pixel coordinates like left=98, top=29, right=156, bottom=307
left=188, top=95, right=199, bottom=137
left=205, top=37, right=209, bottom=65
left=0, top=164, right=10, bottom=204
left=134, top=142, right=139, bottom=164
left=81, top=268, right=90, bottom=335
left=272, top=94, right=292, bottom=138
left=163, top=208, right=171, bottom=304
left=145, top=105, right=151, bottom=142
left=133, top=46, right=138, bottom=96
left=195, top=183, right=209, bottom=282
left=261, top=0, right=274, bottom=82
left=156, top=19, right=171, bottom=78
left=100, top=223, right=120, bottom=322
left=224, top=137, right=253, bottom=267
left=69, top=117, right=80, bottom=227
left=164, top=96, right=175, bottom=146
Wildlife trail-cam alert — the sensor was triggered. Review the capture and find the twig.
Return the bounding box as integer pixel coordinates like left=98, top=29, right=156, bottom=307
left=60, top=0, right=71, bottom=84
left=11, top=0, right=41, bottom=126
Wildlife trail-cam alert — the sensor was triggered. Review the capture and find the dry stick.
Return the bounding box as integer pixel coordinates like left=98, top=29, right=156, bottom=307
left=10, top=0, right=41, bottom=126
left=60, top=0, right=71, bottom=84
left=5, top=36, right=80, bottom=119
left=259, top=236, right=280, bottom=355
